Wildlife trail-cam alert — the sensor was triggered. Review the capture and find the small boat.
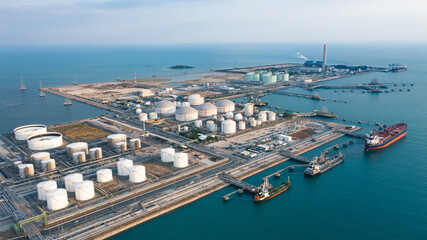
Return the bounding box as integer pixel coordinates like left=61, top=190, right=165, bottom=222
left=20, top=77, right=27, bottom=91
left=64, top=99, right=72, bottom=106
left=39, top=90, right=46, bottom=97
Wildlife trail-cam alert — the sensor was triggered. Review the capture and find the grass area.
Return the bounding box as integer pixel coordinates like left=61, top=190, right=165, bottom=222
left=51, top=122, right=110, bottom=142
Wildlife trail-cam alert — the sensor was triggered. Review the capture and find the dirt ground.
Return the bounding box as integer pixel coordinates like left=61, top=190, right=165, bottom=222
left=51, top=122, right=111, bottom=142
left=289, top=128, right=317, bottom=139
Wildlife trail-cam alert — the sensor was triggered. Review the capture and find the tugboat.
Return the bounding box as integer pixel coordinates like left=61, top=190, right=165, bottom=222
left=39, top=90, right=46, bottom=97
left=64, top=99, right=72, bottom=106
left=365, top=123, right=407, bottom=151
left=254, top=177, right=291, bottom=202
left=304, top=151, right=345, bottom=176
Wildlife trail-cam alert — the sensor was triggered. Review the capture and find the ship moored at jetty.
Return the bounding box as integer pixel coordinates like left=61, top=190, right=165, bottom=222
left=254, top=177, right=291, bottom=202
left=389, top=63, right=407, bottom=72
left=304, top=152, right=345, bottom=176
left=365, top=123, right=407, bottom=151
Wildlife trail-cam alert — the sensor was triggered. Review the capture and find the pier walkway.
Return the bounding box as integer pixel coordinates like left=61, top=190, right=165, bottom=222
left=218, top=173, right=258, bottom=193
left=280, top=151, right=312, bottom=164
left=335, top=129, right=365, bottom=138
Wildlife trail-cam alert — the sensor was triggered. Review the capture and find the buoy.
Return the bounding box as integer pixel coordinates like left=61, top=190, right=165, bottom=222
left=275, top=173, right=281, bottom=178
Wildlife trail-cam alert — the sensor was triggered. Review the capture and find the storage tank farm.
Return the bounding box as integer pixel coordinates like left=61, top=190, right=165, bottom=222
left=97, top=169, right=113, bottom=183
left=107, top=134, right=127, bottom=148
left=31, top=152, right=50, bottom=169
left=66, top=142, right=88, bottom=157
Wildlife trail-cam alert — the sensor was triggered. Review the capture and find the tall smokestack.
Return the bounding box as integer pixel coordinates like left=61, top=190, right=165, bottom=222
left=322, top=44, right=327, bottom=70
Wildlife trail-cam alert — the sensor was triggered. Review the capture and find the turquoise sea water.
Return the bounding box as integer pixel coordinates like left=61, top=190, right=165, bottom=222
left=0, top=43, right=426, bottom=239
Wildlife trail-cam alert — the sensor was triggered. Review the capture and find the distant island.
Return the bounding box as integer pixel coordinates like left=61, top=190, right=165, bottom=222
left=169, top=65, right=194, bottom=69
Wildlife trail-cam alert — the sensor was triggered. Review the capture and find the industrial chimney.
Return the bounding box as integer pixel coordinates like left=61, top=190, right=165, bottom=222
left=322, top=44, right=327, bottom=71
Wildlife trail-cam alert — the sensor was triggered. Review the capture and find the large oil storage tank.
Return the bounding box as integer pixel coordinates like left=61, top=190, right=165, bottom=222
left=41, top=159, right=56, bottom=172
left=46, top=189, right=68, bottom=211
left=181, top=102, right=190, bottom=107
left=174, top=153, right=189, bottom=168
left=258, top=111, right=267, bottom=122
left=277, top=72, right=284, bottom=82
left=75, top=181, right=95, bottom=201
left=129, top=138, right=141, bottom=150
left=207, top=121, right=218, bottom=132
left=14, top=124, right=47, bottom=141
left=89, top=147, right=102, bottom=160
left=250, top=119, right=257, bottom=127
left=136, top=108, right=142, bottom=114
left=221, top=119, right=236, bottom=134
left=271, top=74, right=277, bottom=83
left=244, top=103, right=254, bottom=117
left=138, top=113, right=148, bottom=122
left=215, top=100, right=235, bottom=113
left=254, top=72, right=260, bottom=82
left=64, top=173, right=83, bottom=192
left=31, top=152, right=50, bottom=169
left=107, top=134, right=127, bottom=148
left=175, top=106, right=198, bottom=122
left=37, top=180, right=57, bottom=201
left=72, top=151, right=86, bottom=164
left=268, top=111, right=277, bottom=121
left=66, top=142, right=88, bottom=157
left=154, top=100, right=176, bottom=114
left=234, top=113, right=243, bottom=121
left=283, top=72, right=289, bottom=81
left=27, top=132, right=63, bottom=151
left=196, top=103, right=217, bottom=117
left=262, top=73, right=273, bottom=84
left=129, top=165, right=146, bottom=183
left=117, top=159, right=133, bottom=176
left=245, top=72, right=255, bottom=82
left=238, top=121, right=246, bottom=130
left=188, top=94, right=204, bottom=106
left=161, top=148, right=175, bottom=162
left=97, top=169, right=113, bottom=183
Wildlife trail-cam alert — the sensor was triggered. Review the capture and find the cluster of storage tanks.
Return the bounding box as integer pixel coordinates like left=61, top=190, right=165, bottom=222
left=160, top=148, right=189, bottom=168
left=245, top=71, right=289, bottom=84
left=107, top=134, right=142, bottom=153
left=13, top=124, right=64, bottom=151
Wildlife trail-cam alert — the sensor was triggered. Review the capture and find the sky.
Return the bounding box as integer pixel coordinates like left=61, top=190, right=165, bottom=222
left=0, top=0, right=426, bottom=45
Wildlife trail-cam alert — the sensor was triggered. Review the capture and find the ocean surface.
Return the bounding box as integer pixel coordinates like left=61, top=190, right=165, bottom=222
left=0, top=43, right=426, bottom=240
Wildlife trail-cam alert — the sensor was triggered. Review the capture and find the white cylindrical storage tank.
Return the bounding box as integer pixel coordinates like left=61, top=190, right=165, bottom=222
left=72, top=151, right=86, bottom=164
left=208, top=123, right=218, bottom=132
left=215, top=100, right=235, bottom=113
left=138, top=113, right=148, bottom=122
left=268, top=111, right=277, bottom=121
left=31, top=152, right=50, bottom=169
left=221, top=119, right=237, bottom=134
left=89, top=147, right=102, bottom=160
left=107, top=134, right=127, bottom=148
left=258, top=111, right=267, bottom=122
left=97, top=169, right=113, bottom=183
left=271, top=74, right=277, bottom=83
left=14, top=124, right=47, bottom=141
left=135, top=104, right=141, bottom=108
left=25, top=164, right=35, bottom=176
left=155, top=100, right=176, bottom=114
left=234, top=113, right=243, bottom=121
left=245, top=72, right=255, bottom=82
left=64, top=173, right=83, bottom=192
left=129, top=165, right=146, bottom=183
left=181, top=102, right=190, bottom=107
left=176, top=102, right=182, bottom=108
left=14, top=161, right=22, bottom=168
left=41, top=159, right=56, bottom=172
left=117, top=159, right=133, bottom=176
left=129, top=138, right=141, bottom=150
left=257, top=120, right=262, bottom=126
left=250, top=119, right=257, bottom=127
left=284, top=72, right=290, bottom=81
left=136, top=108, right=142, bottom=114
left=18, top=164, right=27, bottom=179
left=175, top=106, right=198, bottom=122
left=196, top=103, right=217, bottom=117
left=149, top=112, right=158, bottom=119
left=75, top=181, right=95, bottom=201
left=244, top=103, right=254, bottom=117
left=239, top=121, right=246, bottom=130
left=37, top=180, right=57, bottom=201
left=161, top=148, right=175, bottom=162
left=188, top=94, right=205, bottom=106
left=115, top=142, right=127, bottom=153
left=195, top=120, right=203, bottom=128
left=174, top=153, right=189, bottom=168
left=225, top=111, right=234, bottom=119
left=46, top=189, right=68, bottom=211
left=27, top=132, right=63, bottom=151
left=66, top=142, right=88, bottom=157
